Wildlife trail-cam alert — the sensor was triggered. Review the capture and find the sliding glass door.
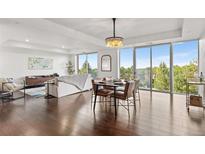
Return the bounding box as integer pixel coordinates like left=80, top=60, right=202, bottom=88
left=135, top=47, right=151, bottom=90
left=120, top=48, right=134, bottom=80
left=152, top=44, right=170, bottom=92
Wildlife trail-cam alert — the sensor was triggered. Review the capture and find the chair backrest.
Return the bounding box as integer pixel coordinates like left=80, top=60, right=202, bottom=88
left=103, top=76, right=113, bottom=82
left=123, top=81, right=135, bottom=99
left=91, top=79, right=103, bottom=95
left=127, top=81, right=136, bottom=98
left=91, top=79, right=96, bottom=94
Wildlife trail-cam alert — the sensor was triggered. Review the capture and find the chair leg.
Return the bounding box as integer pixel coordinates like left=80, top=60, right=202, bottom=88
left=127, top=99, right=130, bottom=111
left=133, top=91, right=136, bottom=110
left=137, top=88, right=141, bottom=106
left=91, top=93, right=93, bottom=107
left=93, top=95, right=97, bottom=111
left=105, top=97, right=109, bottom=104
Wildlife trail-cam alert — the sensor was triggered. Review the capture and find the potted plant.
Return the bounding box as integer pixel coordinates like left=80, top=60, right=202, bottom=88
left=66, top=60, right=75, bottom=75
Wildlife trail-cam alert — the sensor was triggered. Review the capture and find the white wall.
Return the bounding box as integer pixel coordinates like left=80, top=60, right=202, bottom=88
left=97, top=49, right=119, bottom=79
left=0, top=47, right=71, bottom=79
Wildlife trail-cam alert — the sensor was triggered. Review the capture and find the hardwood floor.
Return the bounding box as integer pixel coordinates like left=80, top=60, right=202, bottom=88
left=0, top=90, right=205, bottom=135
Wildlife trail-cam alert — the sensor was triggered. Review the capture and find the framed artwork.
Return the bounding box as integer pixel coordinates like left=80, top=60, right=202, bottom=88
left=101, top=55, right=112, bottom=72
left=28, top=57, right=53, bottom=70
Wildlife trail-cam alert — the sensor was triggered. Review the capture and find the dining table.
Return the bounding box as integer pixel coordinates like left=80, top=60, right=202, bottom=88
left=93, top=81, right=125, bottom=115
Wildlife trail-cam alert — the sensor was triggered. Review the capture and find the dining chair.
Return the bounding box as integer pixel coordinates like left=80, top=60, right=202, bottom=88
left=91, top=78, right=102, bottom=104
left=110, top=81, right=136, bottom=110
left=91, top=79, right=112, bottom=105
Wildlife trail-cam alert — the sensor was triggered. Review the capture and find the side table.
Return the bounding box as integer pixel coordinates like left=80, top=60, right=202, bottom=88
left=44, top=80, right=55, bottom=99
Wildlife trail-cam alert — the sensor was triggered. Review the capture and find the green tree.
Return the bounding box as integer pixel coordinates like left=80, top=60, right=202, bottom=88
left=118, top=59, right=198, bottom=94
left=78, top=60, right=98, bottom=78
left=152, top=62, right=170, bottom=91
left=66, top=60, right=75, bottom=75
left=78, top=60, right=88, bottom=75
left=174, top=60, right=197, bottom=93
left=120, top=66, right=134, bottom=80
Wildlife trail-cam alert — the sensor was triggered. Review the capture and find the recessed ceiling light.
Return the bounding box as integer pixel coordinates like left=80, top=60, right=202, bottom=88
left=25, top=39, right=29, bottom=42
left=62, top=45, right=65, bottom=49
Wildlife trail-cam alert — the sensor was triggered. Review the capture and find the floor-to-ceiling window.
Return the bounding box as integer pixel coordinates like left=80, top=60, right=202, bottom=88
left=119, top=48, right=134, bottom=80
left=78, top=53, right=98, bottom=78
left=87, top=53, right=98, bottom=78
left=152, top=44, right=170, bottom=92
left=173, top=40, right=198, bottom=94
left=135, top=47, right=151, bottom=90
left=78, top=54, right=87, bottom=75
left=120, top=40, right=198, bottom=94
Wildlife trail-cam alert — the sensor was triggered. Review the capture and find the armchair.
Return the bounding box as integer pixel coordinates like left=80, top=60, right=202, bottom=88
left=0, top=78, right=26, bottom=100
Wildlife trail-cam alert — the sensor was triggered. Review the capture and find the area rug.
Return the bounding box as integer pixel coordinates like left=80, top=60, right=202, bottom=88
left=21, top=87, right=46, bottom=98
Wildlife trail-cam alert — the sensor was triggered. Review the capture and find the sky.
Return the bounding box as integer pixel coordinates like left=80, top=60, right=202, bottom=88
left=120, top=40, right=198, bottom=68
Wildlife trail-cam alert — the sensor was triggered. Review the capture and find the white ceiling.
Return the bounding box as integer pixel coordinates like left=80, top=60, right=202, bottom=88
left=0, top=18, right=205, bottom=54
left=47, top=18, right=182, bottom=39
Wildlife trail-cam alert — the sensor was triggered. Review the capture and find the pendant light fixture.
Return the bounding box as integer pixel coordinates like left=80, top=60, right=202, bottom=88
left=105, top=18, right=124, bottom=48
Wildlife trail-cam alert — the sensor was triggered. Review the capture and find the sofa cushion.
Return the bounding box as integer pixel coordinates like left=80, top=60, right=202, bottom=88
left=0, top=78, right=8, bottom=91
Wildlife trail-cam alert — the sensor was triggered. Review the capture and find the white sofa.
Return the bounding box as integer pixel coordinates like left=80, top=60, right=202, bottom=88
left=48, top=74, right=92, bottom=98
